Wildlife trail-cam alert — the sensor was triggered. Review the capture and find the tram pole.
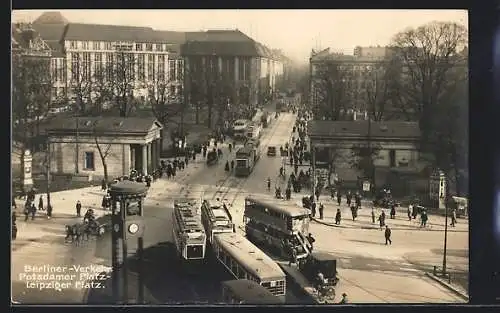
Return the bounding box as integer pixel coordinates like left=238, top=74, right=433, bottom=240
left=138, top=236, right=144, bottom=304
left=121, top=198, right=128, bottom=304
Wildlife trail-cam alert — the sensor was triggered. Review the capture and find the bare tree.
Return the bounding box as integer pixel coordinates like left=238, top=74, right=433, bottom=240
left=311, top=60, right=353, bottom=121
left=390, top=21, right=468, bottom=144
left=89, top=121, right=113, bottom=184
left=111, top=49, right=137, bottom=117
left=68, top=52, right=93, bottom=114
left=349, top=143, right=382, bottom=184
left=364, top=57, right=401, bottom=121
left=12, top=52, right=51, bottom=152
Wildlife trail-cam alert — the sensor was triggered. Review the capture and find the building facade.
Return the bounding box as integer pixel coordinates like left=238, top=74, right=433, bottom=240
left=181, top=29, right=284, bottom=113
left=308, top=120, right=421, bottom=189
left=31, top=12, right=185, bottom=110
left=46, top=117, right=163, bottom=180
left=309, top=47, right=398, bottom=120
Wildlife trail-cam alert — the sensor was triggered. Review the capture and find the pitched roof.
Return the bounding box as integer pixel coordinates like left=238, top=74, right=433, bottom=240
left=307, top=120, right=420, bottom=139
left=46, top=117, right=163, bottom=135
left=33, top=11, right=69, bottom=25
left=63, top=23, right=156, bottom=42
left=181, top=29, right=279, bottom=59
left=32, top=23, right=66, bottom=41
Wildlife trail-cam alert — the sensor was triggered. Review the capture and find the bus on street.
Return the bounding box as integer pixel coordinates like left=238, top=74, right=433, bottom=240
left=212, top=232, right=286, bottom=298
left=243, top=196, right=311, bottom=260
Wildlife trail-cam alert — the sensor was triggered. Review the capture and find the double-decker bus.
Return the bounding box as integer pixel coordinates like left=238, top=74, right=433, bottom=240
left=212, top=232, right=286, bottom=298
left=172, top=199, right=207, bottom=263
left=201, top=199, right=235, bottom=244
left=243, top=196, right=311, bottom=260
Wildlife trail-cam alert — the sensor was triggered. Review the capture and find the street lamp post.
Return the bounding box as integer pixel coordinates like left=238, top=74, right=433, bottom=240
left=442, top=200, right=449, bottom=276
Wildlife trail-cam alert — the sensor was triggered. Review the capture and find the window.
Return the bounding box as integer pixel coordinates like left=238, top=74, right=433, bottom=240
left=169, top=60, right=176, bottom=81
left=137, top=54, right=145, bottom=82
left=84, top=152, right=95, bottom=170
left=170, top=85, right=176, bottom=96
left=93, top=41, right=101, bottom=50
left=146, top=43, right=153, bottom=51
left=158, top=55, right=165, bottom=80
left=82, top=53, right=91, bottom=81
left=71, top=54, right=80, bottom=81
left=82, top=41, right=89, bottom=50
left=104, top=42, right=112, bottom=50
left=105, top=53, right=114, bottom=80
left=155, top=44, right=163, bottom=52
left=238, top=58, right=245, bottom=80
left=147, top=54, right=155, bottom=81
left=94, top=53, right=103, bottom=78
left=389, top=149, right=396, bottom=167
left=57, top=58, right=64, bottom=82
left=176, top=60, right=183, bottom=81
left=136, top=43, right=143, bottom=51
left=70, top=41, right=77, bottom=49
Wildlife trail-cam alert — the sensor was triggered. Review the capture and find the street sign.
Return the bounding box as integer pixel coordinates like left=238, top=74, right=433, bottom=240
left=363, top=181, right=371, bottom=192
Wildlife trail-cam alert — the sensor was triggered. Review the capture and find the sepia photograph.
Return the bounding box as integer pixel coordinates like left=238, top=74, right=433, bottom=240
left=11, top=9, right=468, bottom=305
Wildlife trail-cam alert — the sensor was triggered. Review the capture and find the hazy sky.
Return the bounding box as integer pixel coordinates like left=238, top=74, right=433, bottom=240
left=12, top=9, right=467, bottom=64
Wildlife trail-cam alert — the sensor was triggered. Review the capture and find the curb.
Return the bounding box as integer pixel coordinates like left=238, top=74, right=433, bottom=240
left=424, top=272, right=468, bottom=301
left=311, top=218, right=468, bottom=233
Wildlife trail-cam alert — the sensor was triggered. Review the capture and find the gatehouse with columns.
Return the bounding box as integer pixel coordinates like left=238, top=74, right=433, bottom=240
left=46, top=117, right=163, bottom=181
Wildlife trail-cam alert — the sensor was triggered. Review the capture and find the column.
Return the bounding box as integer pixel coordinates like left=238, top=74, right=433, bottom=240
left=147, top=143, right=152, bottom=173
left=156, top=139, right=161, bottom=166
left=151, top=141, right=156, bottom=170
left=234, top=56, right=239, bottom=81
left=142, top=144, right=147, bottom=175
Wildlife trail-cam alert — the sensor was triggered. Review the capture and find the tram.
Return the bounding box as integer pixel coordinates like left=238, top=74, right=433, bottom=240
left=201, top=199, right=235, bottom=244
left=243, top=196, right=311, bottom=260
left=234, top=145, right=259, bottom=177
left=212, top=232, right=287, bottom=299
left=172, top=199, right=207, bottom=263
left=220, top=279, right=285, bottom=304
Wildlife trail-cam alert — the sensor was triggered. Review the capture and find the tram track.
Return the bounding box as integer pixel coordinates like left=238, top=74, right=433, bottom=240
left=219, top=113, right=289, bottom=208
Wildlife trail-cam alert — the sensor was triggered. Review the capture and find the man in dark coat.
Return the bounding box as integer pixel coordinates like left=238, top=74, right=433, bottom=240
left=76, top=200, right=82, bottom=217
left=335, top=209, right=342, bottom=225
left=384, top=225, right=392, bottom=245
left=319, top=203, right=324, bottom=219
left=337, top=193, right=342, bottom=206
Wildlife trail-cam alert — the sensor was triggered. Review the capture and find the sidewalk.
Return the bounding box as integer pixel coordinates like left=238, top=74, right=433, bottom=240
left=309, top=202, right=468, bottom=233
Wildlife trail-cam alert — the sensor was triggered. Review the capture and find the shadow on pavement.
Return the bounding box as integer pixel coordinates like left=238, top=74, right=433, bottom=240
left=348, top=239, right=386, bottom=246
left=88, top=241, right=226, bottom=304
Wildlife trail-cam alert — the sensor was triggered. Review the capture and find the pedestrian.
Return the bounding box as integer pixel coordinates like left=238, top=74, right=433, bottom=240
left=47, top=204, right=52, bottom=219
left=390, top=205, right=396, bottom=219
left=378, top=213, right=385, bottom=230
left=311, top=202, right=316, bottom=218
left=76, top=200, right=82, bottom=217
left=407, top=204, right=413, bottom=221
left=24, top=201, right=30, bottom=221
left=185, top=155, right=189, bottom=167
left=346, top=191, right=352, bottom=207
left=337, top=193, right=342, bottom=206
left=38, top=195, right=44, bottom=211
left=371, top=207, right=376, bottom=223
left=315, top=187, right=320, bottom=202
left=420, top=210, right=428, bottom=228
left=350, top=204, right=357, bottom=221
left=339, top=293, right=349, bottom=304
left=31, top=203, right=36, bottom=220
left=12, top=212, right=17, bottom=240
left=335, top=208, right=342, bottom=225
left=12, top=195, right=17, bottom=209
left=450, top=209, right=457, bottom=227
left=306, top=233, right=316, bottom=251
left=319, top=203, right=324, bottom=220
left=288, top=247, right=298, bottom=266
left=384, top=225, right=392, bottom=245
left=230, top=160, right=235, bottom=171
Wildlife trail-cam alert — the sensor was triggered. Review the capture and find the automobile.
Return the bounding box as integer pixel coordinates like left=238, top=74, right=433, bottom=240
left=267, top=146, right=276, bottom=156
left=299, top=252, right=339, bottom=299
